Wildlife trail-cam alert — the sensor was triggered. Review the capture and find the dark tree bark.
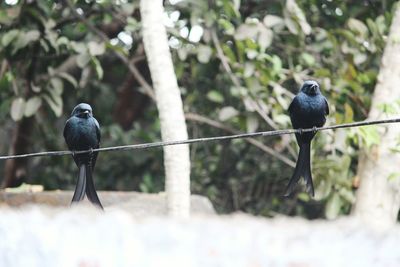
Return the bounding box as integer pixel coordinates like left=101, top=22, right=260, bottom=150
left=2, top=118, right=34, bottom=188
left=113, top=60, right=151, bottom=130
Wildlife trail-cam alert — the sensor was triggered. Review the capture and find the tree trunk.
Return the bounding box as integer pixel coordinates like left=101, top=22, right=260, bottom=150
left=113, top=60, right=150, bottom=130
left=352, top=5, right=400, bottom=227
left=2, top=117, right=34, bottom=188
left=140, top=0, right=191, bottom=217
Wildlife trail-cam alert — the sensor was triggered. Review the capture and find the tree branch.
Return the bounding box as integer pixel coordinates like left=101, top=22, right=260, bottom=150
left=210, top=29, right=277, bottom=130
left=185, top=112, right=296, bottom=168
left=63, top=0, right=156, bottom=100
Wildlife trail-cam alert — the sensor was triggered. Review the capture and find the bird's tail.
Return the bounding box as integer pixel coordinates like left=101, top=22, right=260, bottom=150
left=284, top=142, right=315, bottom=197
left=85, top=164, right=104, bottom=210
left=71, top=164, right=87, bottom=203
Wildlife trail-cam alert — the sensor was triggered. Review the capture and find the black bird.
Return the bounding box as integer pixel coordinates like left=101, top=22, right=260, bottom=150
left=285, top=80, right=329, bottom=197
left=63, top=103, right=103, bottom=209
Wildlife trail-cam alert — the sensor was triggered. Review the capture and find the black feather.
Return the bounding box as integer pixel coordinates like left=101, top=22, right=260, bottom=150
left=285, top=81, right=328, bottom=197
left=64, top=103, right=103, bottom=209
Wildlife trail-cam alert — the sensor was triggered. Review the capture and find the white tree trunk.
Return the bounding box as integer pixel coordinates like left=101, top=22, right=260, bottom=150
left=352, top=5, right=400, bottom=227
left=140, top=0, right=191, bottom=217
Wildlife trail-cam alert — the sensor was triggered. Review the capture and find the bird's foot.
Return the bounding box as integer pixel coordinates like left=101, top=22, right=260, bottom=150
left=72, top=151, right=76, bottom=157
left=312, top=126, right=318, bottom=134
left=298, top=128, right=304, bottom=135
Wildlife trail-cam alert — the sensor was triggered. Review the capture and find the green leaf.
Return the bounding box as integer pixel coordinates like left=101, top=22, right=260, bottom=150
left=344, top=103, right=354, bottom=123
left=258, top=26, right=273, bottom=50
left=125, top=17, right=140, bottom=32
left=246, top=115, right=259, bottom=133
left=57, top=36, right=70, bottom=47
left=338, top=188, right=355, bottom=204
left=285, top=0, right=311, bottom=35
left=284, top=14, right=299, bottom=35
left=11, top=97, right=26, bottom=121
left=325, top=192, right=342, bottom=220
left=24, top=96, right=42, bottom=117
left=300, top=52, right=315, bottom=66
left=218, top=106, right=239, bottom=121
left=12, top=30, right=40, bottom=54
left=207, top=90, right=224, bottom=103
left=234, top=23, right=259, bottom=40
left=263, top=15, right=284, bottom=28
left=88, top=41, right=105, bottom=56
left=348, top=18, right=368, bottom=38
left=70, top=41, right=87, bottom=54
left=197, top=45, right=213, bottom=63
left=31, top=83, right=41, bottom=93
left=43, top=94, right=63, bottom=117
left=57, top=72, right=78, bottom=88
left=76, top=53, right=91, bottom=68
left=91, top=57, right=103, bottom=80
left=50, top=77, right=64, bottom=95
left=1, top=29, right=19, bottom=47
left=315, top=178, right=332, bottom=201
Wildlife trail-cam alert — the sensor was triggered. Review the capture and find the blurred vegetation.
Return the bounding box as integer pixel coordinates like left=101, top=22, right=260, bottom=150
left=0, top=0, right=396, bottom=219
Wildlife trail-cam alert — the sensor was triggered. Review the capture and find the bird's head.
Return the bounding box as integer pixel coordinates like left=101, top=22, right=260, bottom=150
left=71, top=103, right=93, bottom=118
left=300, top=80, right=320, bottom=96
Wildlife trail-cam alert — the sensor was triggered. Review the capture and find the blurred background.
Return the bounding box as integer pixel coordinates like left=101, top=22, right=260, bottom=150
left=0, top=0, right=396, bottom=219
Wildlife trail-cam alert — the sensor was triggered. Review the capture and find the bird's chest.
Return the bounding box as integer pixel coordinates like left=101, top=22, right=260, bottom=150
left=290, top=95, right=326, bottom=128
left=297, top=98, right=325, bottom=116
left=68, top=120, right=98, bottom=149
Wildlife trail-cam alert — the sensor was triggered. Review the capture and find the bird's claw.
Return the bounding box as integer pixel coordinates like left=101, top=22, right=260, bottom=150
left=298, top=128, right=303, bottom=135
left=72, top=151, right=76, bottom=157
left=312, top=126, right=318, bottom=134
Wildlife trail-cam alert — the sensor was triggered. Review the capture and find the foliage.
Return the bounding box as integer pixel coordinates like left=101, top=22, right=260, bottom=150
left=0, top=0, right=397, bottom=219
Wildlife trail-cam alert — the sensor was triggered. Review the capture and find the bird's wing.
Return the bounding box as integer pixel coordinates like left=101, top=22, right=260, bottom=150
left=94, top=118, right=101, bottom=143
left=91, top=117, right=101, bottom=169
left=63, top=118, right=71, bottom=140
left=63, top=118, right=74, bottom=151
left=324, top=97, right=329, bottom=115
left=288, top=96, right=298, bottom=114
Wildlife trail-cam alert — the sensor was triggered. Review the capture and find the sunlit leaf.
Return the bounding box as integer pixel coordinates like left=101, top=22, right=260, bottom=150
left=197, top=45, right=213, bottom=63
left=234, top=23, right=259, bottom=40
left=57, top=72, right=78, bottom=88
left=325, top=193, right=342, bottom=219
left=88, top=41, right=105, bottom=56
left=11, top=30, right=41, bottom=55
left=24, top=96, right=42, bottom=117
left=50, top=78, right=63, bottom=95
left=263, top=15, right=284, bottom=28
left=348, top=18, right=368, bottom=38
left=258, top=26, right=273, bottom=50
left=76, top=53, right=90, bottom=68
left=1, top=29, right=19, bottom=47
left=246, top=115, right=259, bottom=133
left=207, top=90, right=224, bottom=103
left=11, top=97, right=26, bottom=121
left=285, top=0, right=311, bottom=35
left=43, top=94, right=62, bottom=117
left=218, top=106, right=239, bottom=121
left=91, top=57, right=104, bottom=80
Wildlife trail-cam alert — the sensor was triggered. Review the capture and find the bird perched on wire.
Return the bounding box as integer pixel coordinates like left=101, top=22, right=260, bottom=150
left=63, top=103, right=103, bottom=209
left=285, top=80, right=329, bottom=197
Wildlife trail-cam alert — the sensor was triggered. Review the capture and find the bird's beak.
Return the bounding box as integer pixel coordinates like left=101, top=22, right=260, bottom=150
left=83, top=110, right=89, bottom=114
left=311, top=85, right=317, bottom=93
